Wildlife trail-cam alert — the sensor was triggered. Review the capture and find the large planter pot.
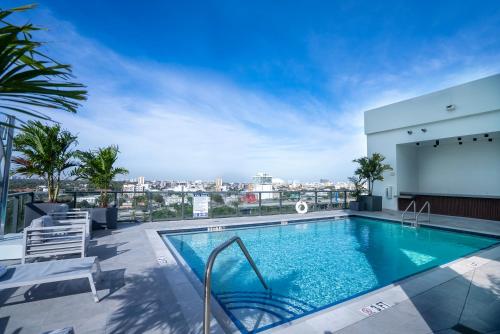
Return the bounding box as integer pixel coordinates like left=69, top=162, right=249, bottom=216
left=360, top=195, right=382, bottom=211
left=349, top=201, right=361, bottom=211
left=24, top=202, right=70, bottom=227
left=90, top=207, right=118, bottom=230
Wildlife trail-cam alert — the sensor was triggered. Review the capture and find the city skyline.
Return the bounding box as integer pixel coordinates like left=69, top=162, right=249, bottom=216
left=6, top=0, right=500, bottom=180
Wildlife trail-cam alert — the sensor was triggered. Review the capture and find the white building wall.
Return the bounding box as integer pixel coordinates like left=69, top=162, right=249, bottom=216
left=396, top=144, right=418, bottom=193
left=417, top=141, right=500, bottom=196
left=364, top=74, right=500, bottom=210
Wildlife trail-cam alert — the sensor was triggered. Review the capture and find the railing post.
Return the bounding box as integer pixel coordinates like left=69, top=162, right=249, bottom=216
left=314, top=191, right=318, bottom=212
left=279, top=191, right=282, bottom=214
left=181, top=191, right=185, bottom=220
left=329, top=191, right=333, bottom=209
left=343, top=191, right=347, bottom=209
left=209, top=192, right=213, bottom=219
left=147, top=191, right=153, bottom=222
left=114, top=192, right=118, bottom=208
left=73, top=192, right=77, bottom=209
left=30, top=192, right=34, bottom=203
left=258, top=192, right=262, bottom=216
left=11, top=195, right=19, bottom=234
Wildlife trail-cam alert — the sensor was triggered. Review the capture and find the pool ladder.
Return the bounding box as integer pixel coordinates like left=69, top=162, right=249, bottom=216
left=401, top=200, right=431, bottom=227
left=203, top=236, right=270, bottom=334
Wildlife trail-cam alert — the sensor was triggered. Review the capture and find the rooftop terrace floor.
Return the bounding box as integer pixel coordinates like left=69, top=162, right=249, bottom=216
left=1, top=210, right=499, bottom=334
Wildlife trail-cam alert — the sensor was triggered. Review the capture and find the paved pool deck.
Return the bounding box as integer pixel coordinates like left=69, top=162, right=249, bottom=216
left=0, top=210, right=499, bottom=334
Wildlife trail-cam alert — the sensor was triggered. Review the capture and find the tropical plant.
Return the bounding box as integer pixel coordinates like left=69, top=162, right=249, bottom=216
left=72, top=146, right=128, bottom=208
left=348, top=175, right=365, bottom=201
left=0, top=4, right=87, bottom=124
left=12, top=121, right=78, bottom=202
left=353, top=153, right=392, bottom=196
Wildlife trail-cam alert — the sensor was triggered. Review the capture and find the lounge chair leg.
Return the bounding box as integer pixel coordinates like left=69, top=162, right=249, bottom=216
left=88, top=274, right=99, bottom=302
left=94, top=260, right=103, bottom=282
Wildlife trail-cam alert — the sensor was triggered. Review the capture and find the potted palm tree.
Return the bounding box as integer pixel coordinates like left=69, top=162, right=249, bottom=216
left=353, top=153, right=392, bottom=211
left=73, top=146, right=128, bottom=229
left=347, top=176, right=365, bottom=211
left=12, top=121, right=78, bottom=221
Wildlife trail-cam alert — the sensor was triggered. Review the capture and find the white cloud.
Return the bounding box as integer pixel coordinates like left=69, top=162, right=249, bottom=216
left=25, top=7, right=500, bottom=182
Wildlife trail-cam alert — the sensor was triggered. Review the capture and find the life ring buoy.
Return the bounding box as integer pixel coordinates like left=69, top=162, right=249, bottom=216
left=295, top=200, right=308, bottom=214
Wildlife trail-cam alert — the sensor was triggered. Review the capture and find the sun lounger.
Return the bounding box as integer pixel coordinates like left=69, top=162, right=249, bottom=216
left=49, top=210, right=91, bottom=238
left=22, top=224, right=87, bottom=264
left=0, top=256, right=101, bottom=302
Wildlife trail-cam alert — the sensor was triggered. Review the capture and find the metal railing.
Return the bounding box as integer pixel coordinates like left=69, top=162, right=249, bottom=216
left=3, top=189, right=355, bottom=229
left=67, top=189, right=355, bottom=222
left=203, top=236, right=269, bottom=334
left=401, top=200, right=416, bottom=226
left=416, top=201, right=431, bottom=226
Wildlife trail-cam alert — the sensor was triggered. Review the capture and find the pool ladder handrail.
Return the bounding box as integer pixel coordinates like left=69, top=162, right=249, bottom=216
left=416, top=201, right=431, bottom=227
left=203, top=236, right=270, bottom=334
left=401, top=200, right=416, bottom=226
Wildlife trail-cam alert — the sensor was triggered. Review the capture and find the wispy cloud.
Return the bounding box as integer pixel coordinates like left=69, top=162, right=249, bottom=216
left=22, top=7, right=500, bottom=182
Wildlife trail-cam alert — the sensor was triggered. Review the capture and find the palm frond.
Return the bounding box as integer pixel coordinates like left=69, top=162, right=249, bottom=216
left=0, top=5, right=87, bottom=122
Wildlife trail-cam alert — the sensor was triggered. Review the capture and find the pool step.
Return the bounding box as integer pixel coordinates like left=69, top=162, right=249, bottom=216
left=217, top=291, right=315, bottom=322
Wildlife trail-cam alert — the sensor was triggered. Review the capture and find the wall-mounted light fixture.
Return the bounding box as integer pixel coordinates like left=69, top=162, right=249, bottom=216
left=421, top=128, right=427, bottom=133
left=433, top=145, right=437, bottom=148
left=446, top=104, right=456, bottom=111
left=489, top=138, right=493, bottom=142
left=435, top=140, right=439, bottom=146
left=416, top=142, right=420, bottom=146
left=484, top=134, right=489, bottom=138
left=458, top=137, right=461, bottom=141
left=459, top=142, right=463, bottom=145
left=473, top=138, right=477, bottom=141
left=407, top=130, right=413, bottom=135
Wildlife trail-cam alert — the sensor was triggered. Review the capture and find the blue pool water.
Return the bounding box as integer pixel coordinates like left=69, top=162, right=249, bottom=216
left=163, top=217, right=498, bottom=333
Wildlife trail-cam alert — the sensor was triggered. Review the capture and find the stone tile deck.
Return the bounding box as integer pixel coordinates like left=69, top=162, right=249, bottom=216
left=0, top=210, right=499, bottom=334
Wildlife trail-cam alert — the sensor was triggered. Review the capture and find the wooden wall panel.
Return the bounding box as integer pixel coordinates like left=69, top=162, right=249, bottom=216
left=398, top=195, right=500, bottom=221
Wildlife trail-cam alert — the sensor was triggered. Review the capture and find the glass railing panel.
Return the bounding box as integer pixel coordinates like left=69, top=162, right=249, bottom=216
left=238, top=192, right=260, bottom=216
left=210, top=192, right=239, bottom=218
left=280, top=191, right=301, bottom=214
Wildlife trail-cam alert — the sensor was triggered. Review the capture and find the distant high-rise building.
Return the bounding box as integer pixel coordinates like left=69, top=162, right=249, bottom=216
left=215, top=177, right=223, bottom=191
left=137, top=176, right=145, bottom=185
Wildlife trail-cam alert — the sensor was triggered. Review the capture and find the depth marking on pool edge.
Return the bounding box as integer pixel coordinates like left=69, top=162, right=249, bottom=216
left=359, top=301, right=392, bottom=316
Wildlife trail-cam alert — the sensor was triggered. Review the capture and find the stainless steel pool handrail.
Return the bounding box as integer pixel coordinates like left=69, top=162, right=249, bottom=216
left=416, top=201, right=431, bottom=227
left=401, top=200, right=416, bottom=226
left=203, top=236, right=270, bottom=334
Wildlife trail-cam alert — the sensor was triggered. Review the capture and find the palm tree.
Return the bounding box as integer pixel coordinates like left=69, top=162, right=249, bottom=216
left=353, top=153, right=392, bottom=195
left=12, top=121, right=78, bottom=202
left=73, top=146, right=128, bottom=208
left=0, top=4, right=87, bottom=123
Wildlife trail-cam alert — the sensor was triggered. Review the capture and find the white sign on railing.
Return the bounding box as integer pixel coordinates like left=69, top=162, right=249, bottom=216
left=193, top=192, right=209, bottom=218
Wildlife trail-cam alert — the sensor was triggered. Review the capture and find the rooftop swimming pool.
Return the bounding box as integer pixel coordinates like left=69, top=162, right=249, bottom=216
left=162, top=217, right=498, bottom=333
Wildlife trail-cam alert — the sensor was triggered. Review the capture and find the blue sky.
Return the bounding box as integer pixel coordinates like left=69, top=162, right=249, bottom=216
left=4, top=0, right=500, bottom=182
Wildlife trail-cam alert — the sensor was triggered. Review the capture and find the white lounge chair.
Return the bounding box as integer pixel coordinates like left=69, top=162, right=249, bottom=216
left=0, top=223, right=101, bottom=302
left=48, top=210, right=91, bottom=238
left=0, top=256, right=101, bottom=302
